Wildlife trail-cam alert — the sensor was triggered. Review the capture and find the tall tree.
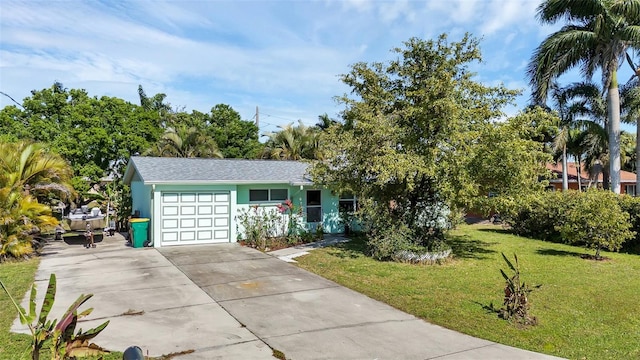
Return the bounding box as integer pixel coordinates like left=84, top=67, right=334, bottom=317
left=622, top=53, right=640, bottom=193
left=209, top=104, right=262, bottom=159
left=527, top=0, right=640, bottom=194
left=313, top=34, right=525, bottom=247
left=262, top=121, right=322, bottom=160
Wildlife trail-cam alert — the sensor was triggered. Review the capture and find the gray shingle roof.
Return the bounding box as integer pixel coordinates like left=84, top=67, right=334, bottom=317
left=124, top=156, right=313, bottom=185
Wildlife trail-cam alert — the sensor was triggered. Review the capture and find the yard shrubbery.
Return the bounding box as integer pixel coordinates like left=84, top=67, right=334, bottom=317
left=489, top=190, right=637, bottom=258
left=236, top=201, right=320, bottom=251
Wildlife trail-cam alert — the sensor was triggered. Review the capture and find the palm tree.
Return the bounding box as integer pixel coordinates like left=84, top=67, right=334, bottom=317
left=145, top=126, right=223, bottom=158
left=527, top=0, right=640, bottom=193
left=549, top=82, right=577, bottom=191
left=0, top=141, right=72, bottom=260
left=622, top=53, right=640, bottom=193
left=262, top=121, right=323, bottom=160
left=0, top=141, right=74, bottom=200
left=564, top=82, right=611, bottom=188
left=0, top=187, right=58, bottom=260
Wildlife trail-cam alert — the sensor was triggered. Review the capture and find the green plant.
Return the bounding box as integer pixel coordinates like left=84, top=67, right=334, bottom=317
left=237, top=200, right=305, bottom=250
left=0, top=273, right=109, bottom=360
left=497, top=253, right=537, bottom=326
left=558, top=190, right=633, bottom=259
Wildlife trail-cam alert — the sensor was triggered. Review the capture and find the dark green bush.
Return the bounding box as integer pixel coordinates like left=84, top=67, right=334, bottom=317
left=617, top=195, right=640, bottom=253
left=367, top=222, right=413, bottom=260
left=493, top=190, right=634, bottom=258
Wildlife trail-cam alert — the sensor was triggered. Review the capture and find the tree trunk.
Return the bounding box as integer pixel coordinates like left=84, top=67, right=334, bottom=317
left=608, top=70, right=621, bottom=194
left=636, top=116, right=640, bottom=196
left=562, top=145, right=568, bottom=191
left=577, top=158, right=582, bottom=191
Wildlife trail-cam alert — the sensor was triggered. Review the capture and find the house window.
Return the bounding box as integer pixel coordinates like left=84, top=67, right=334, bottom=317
left=625, top=185, right=637, bottom=196
left=306, top=190, right=322, bottom=223
left=249, top=189, right=288, bottom=202
left=339, top=193, right=357, bottom=213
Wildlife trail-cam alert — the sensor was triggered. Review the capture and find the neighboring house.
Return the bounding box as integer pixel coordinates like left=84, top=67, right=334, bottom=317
left=546, top=162, right=638, bottom=195
left=123, top=157, right=353, bottom=248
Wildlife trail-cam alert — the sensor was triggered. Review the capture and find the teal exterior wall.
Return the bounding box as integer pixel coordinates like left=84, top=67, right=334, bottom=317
left=235, top=184, right=343, bottom=234
left=130, top=173, right=152, bottom=219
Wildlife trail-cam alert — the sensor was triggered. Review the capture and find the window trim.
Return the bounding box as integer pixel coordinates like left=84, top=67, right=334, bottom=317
left=249, top=188, right=289, bottom=203
left=625, top=184, right=637, bottom=197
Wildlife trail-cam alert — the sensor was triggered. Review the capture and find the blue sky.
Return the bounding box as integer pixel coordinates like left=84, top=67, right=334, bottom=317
left=1, top=0, right=636, bottom=135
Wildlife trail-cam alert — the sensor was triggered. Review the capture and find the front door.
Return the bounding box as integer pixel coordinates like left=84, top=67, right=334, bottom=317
left=306, top=190, right=322, bottom=224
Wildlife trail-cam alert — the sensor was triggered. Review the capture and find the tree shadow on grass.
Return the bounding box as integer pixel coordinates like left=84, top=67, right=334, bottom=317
left=477, top=227, right=513, bottom=235
left=536, top=248, right=584, bottom=257
left=447, top=235, right=497, bottom=259
left=325, top=236, right=368, bottom=259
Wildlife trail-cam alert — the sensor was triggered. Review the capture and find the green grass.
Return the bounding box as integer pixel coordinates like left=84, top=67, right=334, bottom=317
left=296, top=224, right=640, bottom=360
left=0, top=258, right=39, bottom=359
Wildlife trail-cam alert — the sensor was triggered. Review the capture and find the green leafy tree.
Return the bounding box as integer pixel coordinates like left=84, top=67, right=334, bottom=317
left=209, top=104, right=262, bottom=158
left=559, top=190, right=634, bottom=259
left=313, top=34, right=524, bottom=253
left=470, top=108, right=554, bottom=202
left=527, top=0, right=640, bottom=193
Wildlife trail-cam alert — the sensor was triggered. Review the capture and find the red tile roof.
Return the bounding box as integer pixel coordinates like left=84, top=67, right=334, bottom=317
left=546, top=162, right=636, bottom=183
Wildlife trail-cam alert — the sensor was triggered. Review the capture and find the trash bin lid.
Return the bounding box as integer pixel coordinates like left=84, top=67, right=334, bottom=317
left=130, top=218, right=150, bottom=222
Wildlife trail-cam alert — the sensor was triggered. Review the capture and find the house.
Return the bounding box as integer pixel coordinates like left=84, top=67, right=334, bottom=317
left=546, top=162, right=638, bottom=195
left=123, top=157, right=353, bottom=248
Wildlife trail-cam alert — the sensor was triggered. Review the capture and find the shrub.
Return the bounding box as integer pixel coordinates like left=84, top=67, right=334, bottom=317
left=494, top=190, right=634, bottom=258
left=617, top=195, right=640, bottom=253
left=558, top=190, right=634, bottom=259
left=367, top=222, right=413, bottom=261
left=236, top=200, right=312, bottom=251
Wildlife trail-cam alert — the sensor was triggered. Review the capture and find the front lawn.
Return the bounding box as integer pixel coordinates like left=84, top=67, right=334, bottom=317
left=296, top=224, right=640, bottom=360
left=0, top=258, right=39, bottom=359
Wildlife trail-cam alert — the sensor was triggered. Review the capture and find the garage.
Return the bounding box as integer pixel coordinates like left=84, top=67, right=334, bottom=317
left=124, top=156, right=318, bottom=248
left=159, top=191, right=230, bottom=246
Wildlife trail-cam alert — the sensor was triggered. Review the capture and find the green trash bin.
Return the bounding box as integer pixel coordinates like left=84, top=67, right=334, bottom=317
left=130, top=218, right=150, bottom=248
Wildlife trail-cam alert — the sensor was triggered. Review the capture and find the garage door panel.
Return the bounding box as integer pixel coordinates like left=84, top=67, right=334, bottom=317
left=180, top=218, right=196, bottom=228
left=181, top=193, right=196, bottom=202
left=180, top=231, right=196, bottom=241
left=198, top=230, right=212, bottom=240
left=163, top=206, right=179, bottom=216
left=214, top=217, right=228, bottom=227
left=215, top=193, right=229, bottom=202
left=160, top=191, right=230, bottom=246
left=163, top=219, right=178, bottom=229
left=215, top=205, right=229, bottom=214
left=181, top=206, right=196, bottom=215
left=163, top=193, right=179, bottom=203
left=162, top=232, right=179, bottom=242
left=198, top=205, right=213, bottom=215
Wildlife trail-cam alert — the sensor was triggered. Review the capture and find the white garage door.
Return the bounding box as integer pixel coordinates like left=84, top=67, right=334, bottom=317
left=160, top=191, right=230, bottom=246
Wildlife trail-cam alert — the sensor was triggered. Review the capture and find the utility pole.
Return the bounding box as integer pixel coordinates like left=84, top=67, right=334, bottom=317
left=255, top=106, right=259, bottom=128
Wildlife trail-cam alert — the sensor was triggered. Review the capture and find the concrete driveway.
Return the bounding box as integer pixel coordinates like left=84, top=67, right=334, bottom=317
left=12, top=235, right=273, bottom=359
left=13, top=235, right=563, bottom=359
left=160, top=244, right=563, bottom=360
